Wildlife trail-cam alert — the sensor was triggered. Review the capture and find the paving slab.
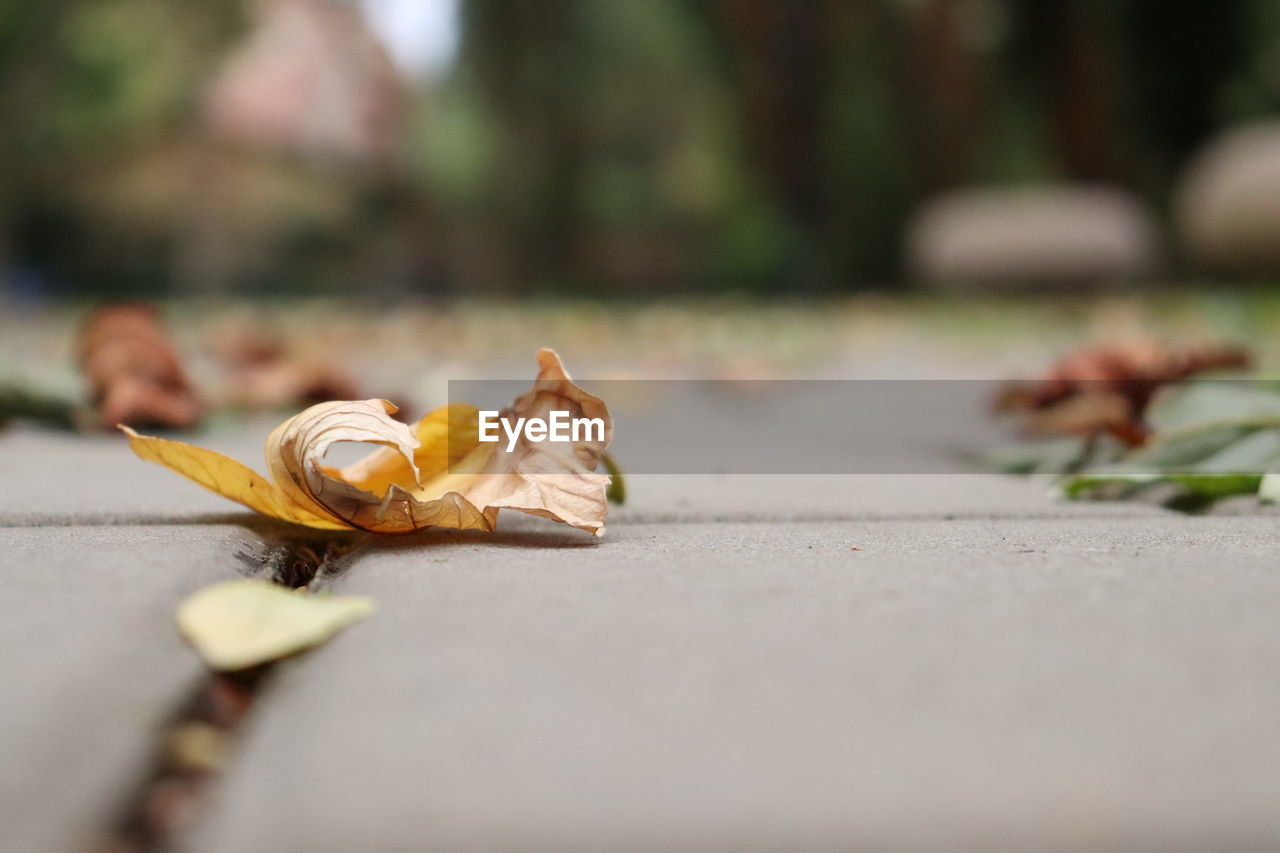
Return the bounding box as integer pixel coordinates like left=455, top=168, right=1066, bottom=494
left=0, top=424, right=272, bottom=524
left=612, top=473, right=1178, bottom=523
left=0, top=525, right=257, bottom=853
left=0, top=424, right=1181, bottom=527
left=0, top=393, right=1269, bottom=852
left=194, top=516, right=1280, bottom=853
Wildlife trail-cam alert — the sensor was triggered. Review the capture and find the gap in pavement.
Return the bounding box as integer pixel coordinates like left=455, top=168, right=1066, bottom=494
left=86, top=533, right=361, bottom=853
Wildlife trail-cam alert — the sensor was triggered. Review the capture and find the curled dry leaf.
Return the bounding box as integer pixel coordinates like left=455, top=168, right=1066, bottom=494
left=124, top=349, right=613, bottom=535
left=79, top=302, right=205, bottom=430
left=177, top=579, right=375, bottom=671
left=994, top=338, right=1251, bottom=446
left=209, top=316, right=361, bottom=410
left=231, top=358, right=362, bottom=410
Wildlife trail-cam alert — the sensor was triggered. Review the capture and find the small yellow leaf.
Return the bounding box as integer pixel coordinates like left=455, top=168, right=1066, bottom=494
left=176, top=579, right=375, bottom=671
left=121, top=427, right=348, bottom=530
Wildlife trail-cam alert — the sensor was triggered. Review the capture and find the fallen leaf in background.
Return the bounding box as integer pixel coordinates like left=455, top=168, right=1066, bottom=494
left=125, top=349, right=613, bottom=535
left=232, top=358, right=363, bottom=409
left=208, top=316, right=361, bottom=410
left=177, top=579, right=374, bottom=671
left=994, top=338, right=1250, bottom=445
left=984, top=339, right=1280, bottom=510
left=79, top=302, right=205, bottom=430
left=1056, top=382, right=1280, bottom=510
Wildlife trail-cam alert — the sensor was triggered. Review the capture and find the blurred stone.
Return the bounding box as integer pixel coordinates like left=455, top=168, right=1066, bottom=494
left=906, top=185, right=1160, bottom=289
left=1175, top=121, right=1280, bottom=275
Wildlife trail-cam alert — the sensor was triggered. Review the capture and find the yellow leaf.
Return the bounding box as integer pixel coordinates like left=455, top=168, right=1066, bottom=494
left=176, top=579, right=375, bottom=671
left=121, top=427, right=348, bottom=529
left=326, top=403, right=483, bottom=502
left=123, top=349, right=613, bottom=535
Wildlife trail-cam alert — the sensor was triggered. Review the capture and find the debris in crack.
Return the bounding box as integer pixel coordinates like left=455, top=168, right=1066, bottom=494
left=233, top=534, right=359, bottom=589
left=87, top=669, right=263, bottom=853
left=86, top=537, right=362, bottom=853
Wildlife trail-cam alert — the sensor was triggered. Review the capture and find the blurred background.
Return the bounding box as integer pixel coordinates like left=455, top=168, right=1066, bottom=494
left=5, top=0, right=1280, bottom=303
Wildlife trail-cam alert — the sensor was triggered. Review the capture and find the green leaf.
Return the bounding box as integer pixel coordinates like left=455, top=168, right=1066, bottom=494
left=1162, top=473, right=1263, bottom=498
left=1059, top=472, right=1261, bottom=512
left=1147, top=383, right=1280, bottom=433
left=1127, top=426, right=1254, bottom=469
left=1058, top=473, right=1161, bottom=501
left=602, top=451, right=626, bottom=504
left=176, top=579, right=375, bottom=671
left=994, top=381, right=1280, bottom=511
left=976, top=438, right=1089, bottom=475
left=1183, top=429, right=1280, bottom=473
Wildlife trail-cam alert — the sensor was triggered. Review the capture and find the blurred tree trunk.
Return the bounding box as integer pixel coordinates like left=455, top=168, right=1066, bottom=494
left=0, top=0, right=78, bottom=295
left=712, top=0, right=831, bottom=260
left=464, top=0, right=584, bottom=292
left=876, top=0, right=991, bottom=195
left=1119, top=0, right=1252, bottom=194
left=1009, top=0, right=1133, bottom=185
left=704, top=0, right=993, bottom=285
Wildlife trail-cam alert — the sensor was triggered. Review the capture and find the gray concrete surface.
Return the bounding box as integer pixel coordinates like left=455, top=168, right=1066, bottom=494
left=0, top=423, right=274, bottom=523
left=2, top=419, right=1278, bottom=852
left=193, top=515, right=1280, bottom=853
left=612, top=473, right=1178, bottom=522
left=0, top=420, right=1173, bottom=524
left=0, top=525, right=253, bottom=853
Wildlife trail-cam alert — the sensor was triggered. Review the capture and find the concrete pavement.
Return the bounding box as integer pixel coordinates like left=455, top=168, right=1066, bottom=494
left=2, top=417, right=1278, bottom=851
left=191, top=514, right=1280, bottom=852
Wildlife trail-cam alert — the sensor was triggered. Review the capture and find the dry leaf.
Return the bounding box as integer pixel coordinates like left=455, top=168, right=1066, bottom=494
left=79, top=302, right=205, bottom=430
left=124, top=349, right=613, bottom=535
left=995, top=338, right=1251, bottom=445
left=209, top=316, right=361, bottom=410
left=177, top=578, right=375, bottom=671
left=230, top=357, right=362, bottom=409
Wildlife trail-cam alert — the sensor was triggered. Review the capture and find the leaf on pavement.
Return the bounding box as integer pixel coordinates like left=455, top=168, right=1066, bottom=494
left=209, top=316, right=362, bottom=410
left=1059, top=471, right=1264, bottom=512
left=994, top=338, right=1251, bottom=446
left=991, top=339, right=1280, bottom=512
left=79, top=302, right=206, bottom=431
left=123, top=349, right=614, bottom=536
left=177, top=579, right=375, bottom=671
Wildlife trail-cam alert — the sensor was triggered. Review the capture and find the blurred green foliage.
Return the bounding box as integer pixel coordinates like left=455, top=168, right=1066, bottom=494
left=1, top=0, right=1280, bottom=298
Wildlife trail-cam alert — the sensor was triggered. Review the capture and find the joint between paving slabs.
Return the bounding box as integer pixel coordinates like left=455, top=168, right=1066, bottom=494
left=86, top=534, right=364, bottom=853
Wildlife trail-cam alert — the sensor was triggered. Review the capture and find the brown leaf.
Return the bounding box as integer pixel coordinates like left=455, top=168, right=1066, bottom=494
left=209, top=317, right=361, bottom=410
left=78, top=303, right=205, bottom=430
left=995, top=338, right=1251, bottom=444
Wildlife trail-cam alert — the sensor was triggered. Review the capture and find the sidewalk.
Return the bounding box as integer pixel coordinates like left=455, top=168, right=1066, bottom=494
left=3, top=421, right=1279, bottom=852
